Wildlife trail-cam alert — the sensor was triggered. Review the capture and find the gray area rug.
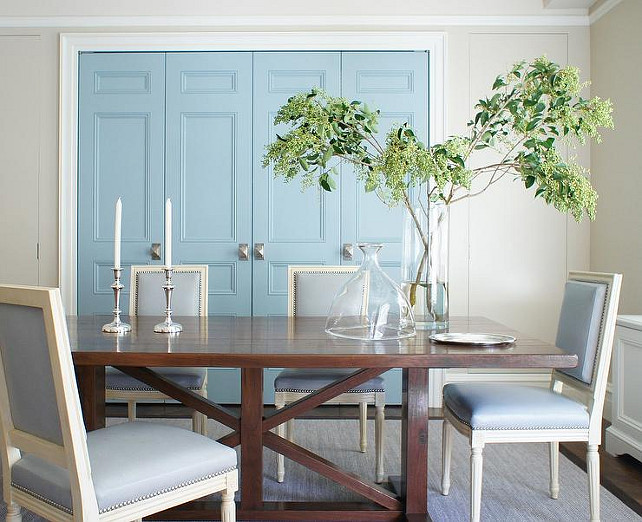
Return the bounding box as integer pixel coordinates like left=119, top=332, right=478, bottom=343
left=1, top=418, right=639, bottom=521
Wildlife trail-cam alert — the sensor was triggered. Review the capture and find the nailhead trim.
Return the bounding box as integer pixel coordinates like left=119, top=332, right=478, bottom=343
left=13, top=466, right=237, bottom=515
left=11, top=483, right=72, bottom=514
left=444, top=404, right=588, bottom=431
left=106, top=384, right=203, bottom=391
left=291, top=268, right=362, bottom=317
left=99, top=466, right=237, bottom=513
left=275, top=387, right=384, bottom=393
left=134, top=268, right=204, bottom=316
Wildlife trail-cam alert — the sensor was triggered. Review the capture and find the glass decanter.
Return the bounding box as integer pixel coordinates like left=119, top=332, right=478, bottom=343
left=325, top=243, right=416, bottom=340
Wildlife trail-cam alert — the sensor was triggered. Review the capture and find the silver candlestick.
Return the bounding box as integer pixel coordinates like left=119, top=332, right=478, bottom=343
left=102, top=268, right=131, bottom=334
left=154, top=267, right=183, bottom=333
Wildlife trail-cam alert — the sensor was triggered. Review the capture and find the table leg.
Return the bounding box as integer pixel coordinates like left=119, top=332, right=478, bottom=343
left=401, top=367, right=430, bottom=516
left=240, top=367, right=264, bottom=510
left=75, top=365, right=106, bottom=431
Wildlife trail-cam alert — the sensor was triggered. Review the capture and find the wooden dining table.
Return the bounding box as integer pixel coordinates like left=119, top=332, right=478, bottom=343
left=69, top=315, right=577, bottom=521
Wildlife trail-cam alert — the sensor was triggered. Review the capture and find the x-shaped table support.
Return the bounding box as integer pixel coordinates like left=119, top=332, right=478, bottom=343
left=104, top=365, right=430, bottom=520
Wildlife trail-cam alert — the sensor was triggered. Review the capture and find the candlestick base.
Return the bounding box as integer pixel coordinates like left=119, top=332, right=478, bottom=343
left=102, top=320, right=132, bottom=334
left=154, top=320, right=183, bottom=333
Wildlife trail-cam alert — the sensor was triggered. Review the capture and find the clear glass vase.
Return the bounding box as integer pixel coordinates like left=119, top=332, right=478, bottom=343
left=325, top=243, right=416, bottom=340
left=401, top=201, right=449, bottom=329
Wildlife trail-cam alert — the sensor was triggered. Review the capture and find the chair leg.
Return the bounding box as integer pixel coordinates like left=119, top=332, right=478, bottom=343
left=375, top=404, right=385, bottom=483
left=127, top=400, right=137, bottom=421
left=192, top=410, right=207, bottom=436
left=549, top=441, right=559, bottom=499
left=470, top=445, right=484, bottom=522
left=6, top=502, right=22, bottom=521
left=275, top=402, right=286, bottom=483
left=359, top=402, right=368, bottom=453
left=287, top=418, right=295, bottom=443
left=441, top=420, right=453, bottom=495
left=221, top=490, right=236, bottom=522
left=587, top=444, right=600, bottom=522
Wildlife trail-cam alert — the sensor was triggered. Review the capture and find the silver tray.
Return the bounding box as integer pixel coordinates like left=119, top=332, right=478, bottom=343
left=429, top=332, right=516, bottom=346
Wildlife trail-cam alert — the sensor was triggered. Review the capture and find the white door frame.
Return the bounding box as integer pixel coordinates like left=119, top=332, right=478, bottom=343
left=59, top=30, right=447, bottom=314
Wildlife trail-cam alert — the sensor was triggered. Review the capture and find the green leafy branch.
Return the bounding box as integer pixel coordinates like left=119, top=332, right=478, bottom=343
left=262, top=57, right=613, bottom=300
left=263, top=57, right=613, bottom=224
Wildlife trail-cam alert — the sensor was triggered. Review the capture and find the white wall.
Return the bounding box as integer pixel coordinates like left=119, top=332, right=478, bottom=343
left=590, top=0, right=642, bottom=314
left=0, top=11, right=592, bottom=342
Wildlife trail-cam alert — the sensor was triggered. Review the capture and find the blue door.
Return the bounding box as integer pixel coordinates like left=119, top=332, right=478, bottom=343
left=165, top=52, right=253, bottom=316
left=341, top=52, right=429, bottom=280
left=252, top=52, right=342, bottom=316
left=78, top=53, right=166, bottom=314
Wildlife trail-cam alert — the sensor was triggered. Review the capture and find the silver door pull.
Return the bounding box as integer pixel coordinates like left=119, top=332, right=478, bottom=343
left=238, top=243, right=249, bottom=261
left=151, top=243, right=161, bottom=260
left=254, top=243, right=265, bottom=260
left=342, top=243, right=353, bottom=261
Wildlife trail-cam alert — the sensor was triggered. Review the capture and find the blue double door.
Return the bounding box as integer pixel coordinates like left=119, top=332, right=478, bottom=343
left=78, top=51, right=429, bottom=319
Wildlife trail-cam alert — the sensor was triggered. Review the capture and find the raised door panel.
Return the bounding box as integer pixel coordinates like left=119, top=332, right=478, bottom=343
left=78, top=53, right=166, bottom=314
left=165, top=52, right=252, bottom=316
left=341, top=52, right=429, bottom=281
left=252, top=52, right=341, bottom=316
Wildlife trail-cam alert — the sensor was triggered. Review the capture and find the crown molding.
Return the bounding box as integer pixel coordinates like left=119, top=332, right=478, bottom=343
left=589, top=0, right=623, bottom=23
left=0, top=14, right=591, bottom=29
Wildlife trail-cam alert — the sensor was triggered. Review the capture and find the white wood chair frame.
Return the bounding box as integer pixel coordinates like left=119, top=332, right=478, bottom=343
left=275, top=265, right=385, bottom=484
left=441, top=271, right=622, bottom=522
left=105, top=265, right=209, bottom=434
left=0, top=285, right=237, bottom=522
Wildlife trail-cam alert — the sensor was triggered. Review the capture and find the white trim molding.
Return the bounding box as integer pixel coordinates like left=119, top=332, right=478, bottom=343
left=5, top=14, right=591, bottom=29
left=59, top=31, right=447, bottom=315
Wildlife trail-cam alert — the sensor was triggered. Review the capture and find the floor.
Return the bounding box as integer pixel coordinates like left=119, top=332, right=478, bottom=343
left=107, top=403, right=642, bottom=517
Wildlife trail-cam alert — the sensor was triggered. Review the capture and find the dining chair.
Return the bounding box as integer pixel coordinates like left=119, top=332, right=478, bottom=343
left=274, top=265, right=386, bottom=483
left=0, top=285, right=238, bottom=522
left=105, top=265, right=209, bottom=435
left=440, top=271, right=622, bottom=522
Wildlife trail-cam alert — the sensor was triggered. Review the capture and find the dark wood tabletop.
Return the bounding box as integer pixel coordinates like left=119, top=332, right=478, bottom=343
left=69, top=315, right=577, bottom=522
left=69, top=315, right=576, bottom=369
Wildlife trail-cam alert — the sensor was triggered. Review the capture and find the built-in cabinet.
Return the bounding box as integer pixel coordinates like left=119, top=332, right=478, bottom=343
left=605, top=316, right=642, bottom=463
left=77, top=50, right=429, bottom=403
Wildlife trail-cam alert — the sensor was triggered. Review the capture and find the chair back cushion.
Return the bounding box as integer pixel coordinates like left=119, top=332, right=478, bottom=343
left=0, top=303, right=63, bottom=445
left=293, top=271, right=357, bottom=316
left=133, top=270, right=204, bottom=316
left=556, top=280, right=607, bottom=385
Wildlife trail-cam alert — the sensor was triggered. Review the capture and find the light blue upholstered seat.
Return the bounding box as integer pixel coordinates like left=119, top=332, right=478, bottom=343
left=106, top=267, right=207, bottom=393
left=443, top=383, right=589, bottom=431
left=275, top=368, right=385, bottom=393
left=0, top=285, right=238, bottom=521
left=440, top=272, right=622, bottom=522
left=105, top=266, right=208, bottom=433
left=274, top=265, right=387, bottom=483
left=105, top=367, right=206, bottom=392
left=11, top=421, right=237, bottom=514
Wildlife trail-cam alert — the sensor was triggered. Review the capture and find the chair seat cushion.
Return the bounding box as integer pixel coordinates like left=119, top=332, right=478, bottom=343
left=443, top=383, right=590, bottom=431
left=11, top=421, right=236, bottom=514
left=274, top=368, right=385, bottom=393
left=105, top=367, right=206, bottom=391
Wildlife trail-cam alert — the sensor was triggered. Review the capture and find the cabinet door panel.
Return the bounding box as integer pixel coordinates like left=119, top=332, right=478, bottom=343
left=341, top=52, right=429, bottom=281
left=78, top=53, right=166, bottom=314
left=166, top=52, right=253, bottom=316
left=252, top=52, right=341, bottom=316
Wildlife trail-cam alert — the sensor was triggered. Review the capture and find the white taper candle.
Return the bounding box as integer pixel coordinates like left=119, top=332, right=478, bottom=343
left=165, top=198, right=172, bottom=268
left=114, top=197, right=122, bottom=269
